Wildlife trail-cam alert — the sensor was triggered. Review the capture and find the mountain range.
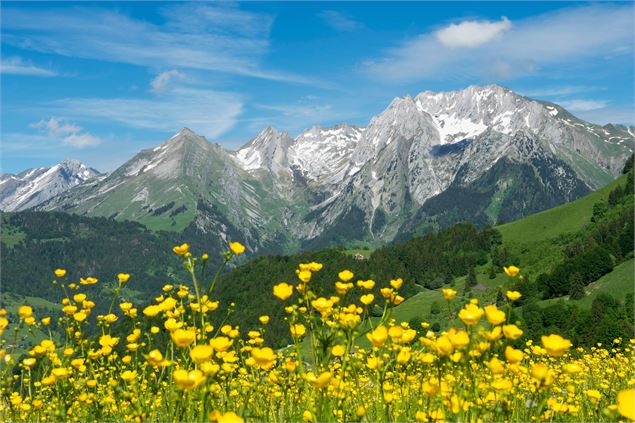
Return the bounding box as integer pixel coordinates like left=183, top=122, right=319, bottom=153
left=0, top=160, right=100, bottom=212
left=2, top=84, right=633, bottom=252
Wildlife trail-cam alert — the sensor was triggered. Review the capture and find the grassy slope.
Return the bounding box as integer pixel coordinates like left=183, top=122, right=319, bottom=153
left=387, top=174, right=631, bottom=326
left=534, top=258, right=634, bottom=310
left=497, top=175, right=624, bottom=244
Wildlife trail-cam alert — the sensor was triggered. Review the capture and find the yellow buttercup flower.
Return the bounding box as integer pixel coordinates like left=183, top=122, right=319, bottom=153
left=367, top=325, right=388, bottom=348
left=390, top=278, right=403, bottom=289
left=145, top=349, right=167, bottom=367
left=380, top=287, right=394, bottom=298
left=504, top=346, right=524, bottom=363
left=531, top=363, right=553, bottom=386
left=447, top=328, right=470, bottom=348
left=173, top=369, right=205, bottom=390
left=442, top=288, right=458, bottom=300
left=73, top=293, right=86, bottom=303
left=360, top=294, right=374, bottom=305
left=250, top=347, right=276, bottom=370
left=54, top=268, right=66, bottom=278
left=306, top=371, right=332, bottom=388
left=172, top=243, right=190, bottom=256
left=338, top=270, right=354, bottom=282
left=273, top=282, right=294, bottom=300
left=121, top=370, right=137, bottom=382
left=209, top=336, right=233, bottom=352
left=170, top=329, right=196, bottom=348
left=617, top=389, right=635, bottom=421
left=502, top=324, right=523, bottom=340
left=487, top=357, right=505, bottom=374
left=290, top=324, right=306, bottom=338
left=332, top=345, right=345, bottom=357
left=80, top=277, right=98, bottom=285
left=190, top=345, right=214, bottom=363
left=143, top=305, right=162, bottom=317
left=297, top=270, right=312, bottom=283
left=229, top=242, right=245, bottom=255
left=491, top=378, right=513, bottom=392
left=503, top=265, right=520, bottom=277
left=434, top=335, right=454, bottom=356
left=164, top=318, right=183, bottom=332
left=259, top=315, right=269, bottom=324
left=117, top=273, right=130, bottom=283
left=397, top=348, right=411, bottom=364
left=311, top=297, right=333, bottom=314
left=484, top=305, right=506, bottom=325
left=22, top=358, right=36, bottom=369
left=541, top=334, right=572, bottom=356
left=506, top=290, right=522, bottom=301
left=18, top=305, right=33, bottom=319
left=357, top=279, right=375, bottom=289
left=211, top=411, right=244, bottom=423
left=458, top=303, right=483, bottom=325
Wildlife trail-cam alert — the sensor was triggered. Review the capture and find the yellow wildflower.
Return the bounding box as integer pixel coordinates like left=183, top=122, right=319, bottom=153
left=172, top=243, right=190, bottom=255
left=229, top=242, right=245, bottom=255
left=541, top=334, right=572, bottom=356
left=503, top=265, right=520, bottom=277
left=273, top=282, right=293, bottom=301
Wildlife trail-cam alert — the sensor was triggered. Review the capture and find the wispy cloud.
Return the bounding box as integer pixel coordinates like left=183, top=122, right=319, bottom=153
left=519, top=85, right=605, bottom=98
left=318, top=10, right=363, bottom=32
left=150, top=70, right=186, bottom=93
left=363, top=4, right=633, bottom=82
left=30, top=117, right=101, bottom=148
left=52, top=88, right=243, bottom=139
left=2, top=4, right=313, bottom=84
left=573, top=106, right=635, bottom=126
left=436, top=17, right=511, bottom=48
left=0, top=57, right=56, bottom=76
left=559, top=99, right=609, bottom=112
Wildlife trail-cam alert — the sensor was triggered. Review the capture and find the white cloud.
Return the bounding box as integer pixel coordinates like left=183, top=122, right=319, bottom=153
left=436, top=17, right=511, bottom=48
left=363, top=4, right=634, bottom=82
left=318, top=10, right=363, bottom=32
left=560, top=99, right=609, bottom=112
left=2, top=4, right=315, bottom=85
left=150, top=70, right=185, bottom=93
left=0, top=57, right=56, bottom=76
left=31, top=117, right=81, bottom=136
left=30, top=117, right=101, bottom=148
left=63, top=133, right=102, bottom=148
left=52, top=88, right=243, bottom=139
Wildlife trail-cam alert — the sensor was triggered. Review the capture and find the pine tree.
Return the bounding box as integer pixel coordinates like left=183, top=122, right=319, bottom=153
left=568, top=272, right=586, bottom=300
left=488, top=265, right=497, bottom=279
left=467, top=267, right=478, bottom=287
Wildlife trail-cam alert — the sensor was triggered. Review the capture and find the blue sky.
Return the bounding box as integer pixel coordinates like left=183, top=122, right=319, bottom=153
left=1, top=1, right=633, bottom=173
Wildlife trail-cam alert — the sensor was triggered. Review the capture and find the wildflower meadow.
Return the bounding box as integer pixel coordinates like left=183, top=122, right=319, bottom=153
left=0, top=243, right=633, bottom=422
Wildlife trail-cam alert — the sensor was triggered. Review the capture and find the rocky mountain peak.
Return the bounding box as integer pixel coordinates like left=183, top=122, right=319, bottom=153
left=0, top=160, right=100, bottom=212
left=234, top=126, right=294, bottom=174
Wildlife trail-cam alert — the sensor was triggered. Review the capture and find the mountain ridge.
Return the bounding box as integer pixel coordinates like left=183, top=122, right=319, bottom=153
left=4, top=84, right=632, bottom=253
left=0, top=159, right=100, bottom=212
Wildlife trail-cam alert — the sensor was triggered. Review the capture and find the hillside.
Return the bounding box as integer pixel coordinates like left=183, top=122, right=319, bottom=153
left=1, top=164, right=632, bottom=349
